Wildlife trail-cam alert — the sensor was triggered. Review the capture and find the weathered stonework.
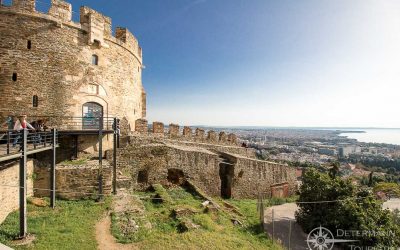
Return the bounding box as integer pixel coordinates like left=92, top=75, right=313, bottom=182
left=135, top=119, right=148, bottom=134
left=219, top=131, right=227, bottom=143
left=207, top=130, right=217, bottom=143
left=169, top=123, right=179, bottom=138
left=227, top=133, right=238, bottom=145
left=34, top=161, right=112, bottom=200
left=183, top=126, right=192, bottom=138
left=116, top=136, right=297, bottom=199
left=116, top=140, right=221, bottom=196
left=195, top=128, right=205, bottom=141
left=152, top=122, right=164, bottom=136
left=0, top=160, right=34, bottom=224
left=0, top=1, right=146, bottom=129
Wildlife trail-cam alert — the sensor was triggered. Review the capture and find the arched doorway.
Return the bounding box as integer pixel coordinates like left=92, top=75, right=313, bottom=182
left=82, top=102, right=103, bottom=129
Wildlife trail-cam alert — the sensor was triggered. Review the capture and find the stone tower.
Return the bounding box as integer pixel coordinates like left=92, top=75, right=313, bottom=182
left=0, top=0, right=146, bottom=129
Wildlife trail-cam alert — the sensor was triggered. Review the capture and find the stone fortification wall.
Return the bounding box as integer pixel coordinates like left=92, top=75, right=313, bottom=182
left=220, top=153, right=297, bottom=198
left=0, top=160, right=34, bottom=224
left=115, top=137, right=297, bottom=199
left=0, top=0, right=146, bottom=128
left=115, top=140, right=221, bottom=196
left=134, top=119, right=240, bottom=147
left=34, top=161, right=112, bottom=200
left=164, top=139, right=257, bottom=159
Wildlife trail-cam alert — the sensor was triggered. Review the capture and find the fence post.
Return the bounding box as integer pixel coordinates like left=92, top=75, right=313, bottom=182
left=19, top=129, right=27, bottom=238
left=6, top=131, right=10, bottom=155
left=98, top=118, right=103, bottom=201
left=272, top=208, right=275, bottom=243
left=50, top=129, right=56, bottom=208
left=288, top=219, right=292, bottom=250
left=112, top=117, right=117, bottom=195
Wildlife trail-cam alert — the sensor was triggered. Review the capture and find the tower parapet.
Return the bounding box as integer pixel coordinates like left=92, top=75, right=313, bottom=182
left=0, top=0, right=146, bottom=128
left=0, top=1, right=142, bottom=61
left=80, top=6, right=111, bottom=47
left=8, top=0, right=35, bottom=12
left=49, top=0, right=72, bottom=22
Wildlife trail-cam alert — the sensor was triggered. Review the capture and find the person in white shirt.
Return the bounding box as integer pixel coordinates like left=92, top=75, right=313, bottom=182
left=13, top=115, right=35, bottom=147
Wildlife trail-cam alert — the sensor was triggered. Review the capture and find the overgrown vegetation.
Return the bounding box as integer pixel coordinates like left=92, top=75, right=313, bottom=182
left=296, top=169, right=400, bottom=248
left=111, top=186, right=282, bottom=250
left=59, top=158, right=88, bottom=165
left=0, top=198, right=111, bottom=249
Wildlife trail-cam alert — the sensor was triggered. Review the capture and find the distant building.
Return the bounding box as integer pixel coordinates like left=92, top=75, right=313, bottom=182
left=339, top=146, right=361, bottom=157
left=318, top=147, right=337, bottom=156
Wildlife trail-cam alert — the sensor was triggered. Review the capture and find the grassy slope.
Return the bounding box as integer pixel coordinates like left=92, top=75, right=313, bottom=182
left=0, top=199, right=111, bottom=250
left=112, top=187, right=282, bottom=250
left=0, top=189, right=290, bottom=250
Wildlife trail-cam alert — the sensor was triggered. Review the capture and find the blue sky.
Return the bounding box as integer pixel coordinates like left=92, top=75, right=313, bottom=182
left=40, top=0, right=400, bottom=127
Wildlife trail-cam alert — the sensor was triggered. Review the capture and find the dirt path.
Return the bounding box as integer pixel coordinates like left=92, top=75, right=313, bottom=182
left=383, top=198, right=400, bottom=211
left=95, top=215, right=138, bottom=250
left=264, top=203, right=308, bottom=250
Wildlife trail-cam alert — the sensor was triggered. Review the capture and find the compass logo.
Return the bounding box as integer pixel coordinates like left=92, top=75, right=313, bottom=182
left=306, top=226, right=358, bottom=250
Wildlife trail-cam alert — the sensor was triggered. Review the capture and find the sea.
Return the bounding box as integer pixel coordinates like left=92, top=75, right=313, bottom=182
left=338, top=128, right=400, bottom=146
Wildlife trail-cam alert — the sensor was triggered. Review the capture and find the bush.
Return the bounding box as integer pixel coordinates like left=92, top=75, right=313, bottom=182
left=296, top=169, right=400, bottom=248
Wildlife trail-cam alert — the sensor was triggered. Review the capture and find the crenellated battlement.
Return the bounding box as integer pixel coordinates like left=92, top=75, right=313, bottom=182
left=0, top=0, right=142, bottom=60
left=134, top=119, right=240, bottom=146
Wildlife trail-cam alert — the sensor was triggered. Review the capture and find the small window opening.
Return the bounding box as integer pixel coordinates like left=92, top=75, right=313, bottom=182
left=92, top=55, right=98, bottom=65
left=32, top=95, right=38, bottom=107
left=27, top=40, right=32, bottom=50
left=12, top=73, right=17, bottom=81
left=167, top=169, right=185, bottom=185
left=137, top=170, right=148, bottom=183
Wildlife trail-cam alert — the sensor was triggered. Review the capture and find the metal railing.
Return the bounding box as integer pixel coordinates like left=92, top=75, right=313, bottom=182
left=1, top=116, right=116, bottom=132
left=27, top=116, right=115, bottom=131
left=0, top=129, right=58, bottom=162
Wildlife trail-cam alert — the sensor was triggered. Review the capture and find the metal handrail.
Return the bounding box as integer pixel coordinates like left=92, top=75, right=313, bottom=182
left=0, top=129, right=58, bottom=162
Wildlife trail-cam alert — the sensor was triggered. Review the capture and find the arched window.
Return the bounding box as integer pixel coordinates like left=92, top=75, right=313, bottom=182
left=92, top=55, right=98, bottom=65
left=12, top=73, right=17, bottom=81
left=27, top=40, right=32, bottom=50
left=82, top=102, right=103, bottom=129
left=32, top=95, right=38, bottom=107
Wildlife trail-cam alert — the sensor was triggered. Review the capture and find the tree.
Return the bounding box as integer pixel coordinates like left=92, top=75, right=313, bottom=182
left=328, top=161, right=340, bottom=179
left=296, top=169, right=400, bottom=248
left=368, top=171, right=374, bottom=187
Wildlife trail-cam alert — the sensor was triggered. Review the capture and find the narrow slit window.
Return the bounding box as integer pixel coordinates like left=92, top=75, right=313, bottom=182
left=32, top=95, right=38, bottom=107
left=27, top=40, right=32, bottom=49
left=12, top=73, right=17, bottom=81
left=92, top=55, right=98, bottom=65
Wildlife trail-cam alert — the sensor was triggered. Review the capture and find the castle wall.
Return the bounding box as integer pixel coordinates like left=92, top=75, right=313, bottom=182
left=115, top=137, right=297, bottom=199
left=116, top=142, right=221, bottom=196
left=0, top=1, right=145, bottom=129
left=221, top=153, right=297, bottom=198
left=0, top=160, right=34, bottom=224
left=34, top=161, right=112, bottom=200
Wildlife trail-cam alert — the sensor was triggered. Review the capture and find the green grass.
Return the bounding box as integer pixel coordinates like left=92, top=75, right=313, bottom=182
left=0, top=198, right=111, bottom=250
left=59, top=158, right=88, bottom=166
left=111, top=187, right=283, bottom=250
